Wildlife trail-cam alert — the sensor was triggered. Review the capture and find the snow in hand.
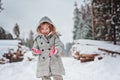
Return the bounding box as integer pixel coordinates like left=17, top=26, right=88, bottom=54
left=0, top=39, right=120, bottom=80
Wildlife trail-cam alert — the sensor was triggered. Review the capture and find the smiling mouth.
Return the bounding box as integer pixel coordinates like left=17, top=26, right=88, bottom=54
left=44, top=32, right=48, bottom=35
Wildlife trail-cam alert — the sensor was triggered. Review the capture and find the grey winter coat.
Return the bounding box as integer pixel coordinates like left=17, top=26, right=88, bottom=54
left=32, top=16, right=65, bottom=78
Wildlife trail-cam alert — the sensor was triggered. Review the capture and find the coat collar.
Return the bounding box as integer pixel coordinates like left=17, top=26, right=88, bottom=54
left=36, top=32, right=54, bottom=42
left=35, top=32, right=61, bottom=41
left=38, top=32, right=53, bottom=37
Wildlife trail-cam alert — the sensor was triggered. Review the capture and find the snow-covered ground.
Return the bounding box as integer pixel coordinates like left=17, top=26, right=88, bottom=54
left=0, top=39, right=120, bottom=80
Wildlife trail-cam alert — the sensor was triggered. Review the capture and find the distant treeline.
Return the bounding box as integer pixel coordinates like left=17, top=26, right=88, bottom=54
left=0, top=27, right=13, bottom=39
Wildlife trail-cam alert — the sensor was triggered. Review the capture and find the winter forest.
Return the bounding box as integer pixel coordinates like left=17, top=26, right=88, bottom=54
left=73, top=0, right=120, bottom=44
left=0, top=0, right=120, bottom=54
left=0, top=0, right=120, bottom=80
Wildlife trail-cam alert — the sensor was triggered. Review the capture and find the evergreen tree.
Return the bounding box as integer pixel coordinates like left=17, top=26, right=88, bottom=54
left=0, top=27, right=13, bottom=39
left=0, top=0, right=4, bottom=12
left=73, top=2, right=80, bottom=40
left=111, top=3, right=120, bottom=44
left=0, top=26, right=6, bottom=39
left=13, top=23, right=20, bottom=39
left=92, top=0, right=120, bottom=45
left=5, top=33, right=13, bottom=39
left=73, top=2, right=92, bottom=40
left=25, top=30, right=34, bottom=49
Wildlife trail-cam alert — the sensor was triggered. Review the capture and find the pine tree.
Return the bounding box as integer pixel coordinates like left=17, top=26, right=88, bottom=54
left=25, top=30, right=34, bottom=49
left=73, top=1, right=92, bottom=40
left=91, top=0, right=120, bottom=44
left=5, top=33, right=13, bottom=39
left=0, top=26, right=6, bottom=39
left=111, top=3, right=120, bottom=44
left=13, top=23, right=20, bottom=39
left=73, top=2, right=80, bottom=40
left=0, top=0, right=4, bottom=12
left=0, top=27, right=13, bottom=39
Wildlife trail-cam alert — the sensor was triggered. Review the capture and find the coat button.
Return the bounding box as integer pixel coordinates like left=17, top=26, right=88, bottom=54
left=39, top=36, right=41, bottom=39
left=48, top=48, right=51, bottom=50
left=42, top=49, right=44, bottom=52
left=41, top=42, right=43, bottom=45
left=42, top=57, right=45, bottom=59
left=47, top=42, right=49, bottom=44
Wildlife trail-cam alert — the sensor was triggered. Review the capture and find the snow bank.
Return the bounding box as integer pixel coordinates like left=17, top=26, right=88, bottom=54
left=71, top=39, right=120, bottom=55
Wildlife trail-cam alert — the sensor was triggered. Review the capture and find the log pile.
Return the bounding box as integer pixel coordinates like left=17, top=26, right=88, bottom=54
left=73, top=51, right=100, bottom=63
left=0, top=46, right=24, bottom=64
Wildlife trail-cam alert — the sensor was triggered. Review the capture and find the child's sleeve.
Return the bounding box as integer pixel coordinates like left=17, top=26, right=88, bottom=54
left=33, top=40, right=39, bottom=49
left=32, top=38, right=39, bottom=56
left=54, top=35, right=64, bottom=55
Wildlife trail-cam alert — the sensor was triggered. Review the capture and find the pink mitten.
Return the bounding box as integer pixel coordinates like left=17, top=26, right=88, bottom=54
left=32, top=48, right=42, bottom=55
left=48, top=46, right=57, bottom=57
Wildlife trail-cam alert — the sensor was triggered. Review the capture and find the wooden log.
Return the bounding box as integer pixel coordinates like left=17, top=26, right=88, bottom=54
left=80, top=57, right=94, bottom=63
left=98, top=48, right=120, bottom=56
left=80, top=54, right=99, bottom=58
left=73, top=52, right=81, bottom=60
left=73, top=51, right=99, bottom=62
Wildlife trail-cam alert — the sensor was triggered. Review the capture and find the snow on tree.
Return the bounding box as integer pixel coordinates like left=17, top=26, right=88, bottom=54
left=73, top=1, right=92, bottom=40
left=91, top=0, right=120, bottom=45
left=73, top=2, right=81, bottom=40
left=111, top=1, right=120, bottom=44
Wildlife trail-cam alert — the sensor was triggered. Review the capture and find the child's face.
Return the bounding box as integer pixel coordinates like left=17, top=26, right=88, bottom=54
left=40, top=24, right=50, bottom=36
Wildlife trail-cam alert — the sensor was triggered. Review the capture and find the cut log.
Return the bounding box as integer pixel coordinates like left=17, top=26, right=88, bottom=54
left=80, top=57, right=94, bottom=63
left=98, top=48, right=120, bottom=56
left=72, top=52, right=81, bottom=60
left=80, top=54, right=99, bottom=58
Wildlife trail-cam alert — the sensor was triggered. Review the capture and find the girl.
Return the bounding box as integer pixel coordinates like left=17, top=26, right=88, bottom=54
left=32, top=16, right=65, bottom=80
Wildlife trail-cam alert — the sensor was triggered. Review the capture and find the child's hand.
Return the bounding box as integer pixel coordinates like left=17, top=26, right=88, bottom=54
left=32, top=48, right=42, bottom=55
left=48, top=46, right=57, bottom=57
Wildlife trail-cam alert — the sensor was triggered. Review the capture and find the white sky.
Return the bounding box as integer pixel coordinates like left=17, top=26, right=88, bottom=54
left=0, top=0, right=84, bottom=44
